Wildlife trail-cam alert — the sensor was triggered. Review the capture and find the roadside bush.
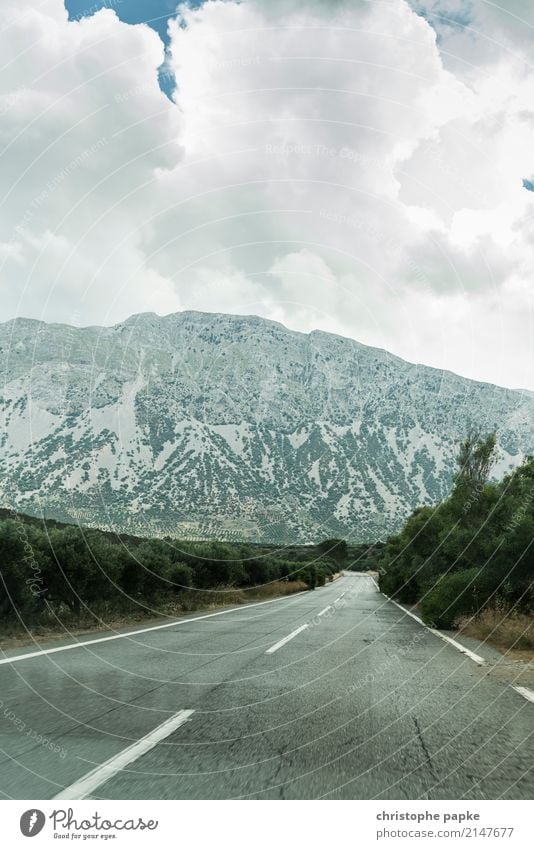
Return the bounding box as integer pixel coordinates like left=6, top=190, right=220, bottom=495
left=0, top=520, right=48, bottom=618
left=379, top=436, right=534, bottom=638
left=0, top=512, right=342, bottom=633
left=317, top=538, right=347, bottom=562
left=301, top=565, right=317, bottom=589
left=44, top=527, right=122, bottom=616
left=169, top=563, right=194, bottom=591
left=419, top=569, right=488, bottom=629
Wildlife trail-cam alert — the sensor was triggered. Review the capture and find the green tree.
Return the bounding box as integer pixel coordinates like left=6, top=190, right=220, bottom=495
left=317, top=538, right=348, bottom=562
left=379, top=434, right=534, bottom=630
left=452, top=431, right=498, bottom=515
left=44, top=527, right=120, bottom=617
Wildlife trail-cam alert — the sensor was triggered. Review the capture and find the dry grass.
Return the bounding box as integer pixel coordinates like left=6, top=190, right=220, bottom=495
left=156, top=579, right=308, bottom=613
left=458, top=606, right=534, bottom=654
left=243, top=579, right=308, bottom=600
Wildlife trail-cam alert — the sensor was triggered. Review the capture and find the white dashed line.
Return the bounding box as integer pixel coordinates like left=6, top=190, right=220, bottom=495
left=513, top=686, right=534, bottom=704
left=53, top=709, right=195, bottom=800
left=266, top=624, right=309, bottom=654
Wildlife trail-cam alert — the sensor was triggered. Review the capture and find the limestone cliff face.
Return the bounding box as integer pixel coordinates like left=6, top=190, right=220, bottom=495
left=1, top=311, right=530, bottom=542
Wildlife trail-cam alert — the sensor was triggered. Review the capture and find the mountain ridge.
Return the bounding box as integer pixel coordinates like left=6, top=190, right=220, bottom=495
left=1, top=310, right=532, bottom=542
left=2, top=309, right=520, bottom=395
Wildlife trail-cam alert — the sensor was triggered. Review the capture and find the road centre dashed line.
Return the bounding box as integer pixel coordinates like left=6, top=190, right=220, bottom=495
left=53, top=709, right=195, bottom=800
left=266, top=624, right=309, bottom=654
left=513, top=686, right=534, bottom=704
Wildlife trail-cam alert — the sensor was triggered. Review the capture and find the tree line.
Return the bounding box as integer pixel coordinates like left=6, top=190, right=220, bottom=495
left=0, top=517, right=341, bottom=626
left=378, top=433, right=534, bottom=628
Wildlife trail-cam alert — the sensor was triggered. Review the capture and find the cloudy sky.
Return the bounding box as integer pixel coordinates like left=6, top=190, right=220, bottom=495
left=1, top=0, right=533, bottom=389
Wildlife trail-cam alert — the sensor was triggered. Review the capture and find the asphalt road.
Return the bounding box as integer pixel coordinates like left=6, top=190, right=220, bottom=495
left=0, top=575, right=532, bottom=800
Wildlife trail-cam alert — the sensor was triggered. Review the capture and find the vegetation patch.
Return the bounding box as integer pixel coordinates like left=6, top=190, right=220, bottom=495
left=378, top=432, right=534, bottom=647
left=458, top=605, right=534, bottom=654
left=0, top=513, right=342, bottom=642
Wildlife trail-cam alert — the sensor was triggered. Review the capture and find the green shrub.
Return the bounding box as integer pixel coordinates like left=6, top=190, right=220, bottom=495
left=378, top=438, right=534, bottom=634
left=301, top=565, right=317, bottom=589
left=420, top=569, right=488, bottom=629
left=317, top=538, right=347, bottom=561
left=169, top=563, right=194, bottom=591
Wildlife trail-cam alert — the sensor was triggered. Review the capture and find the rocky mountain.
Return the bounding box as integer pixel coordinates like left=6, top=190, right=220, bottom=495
left=1, top=311, right=533, bottom=543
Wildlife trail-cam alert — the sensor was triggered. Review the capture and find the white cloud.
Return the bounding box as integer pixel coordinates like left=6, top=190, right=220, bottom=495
left=0, top=1, right=182, bottom=326
left=409, top=0, right=534, bottom=68
left=0, top=0, right=533, bottom=390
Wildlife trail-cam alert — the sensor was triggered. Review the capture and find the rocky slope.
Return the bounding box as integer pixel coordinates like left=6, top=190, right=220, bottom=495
left=1, top=311, right=532, bottom=542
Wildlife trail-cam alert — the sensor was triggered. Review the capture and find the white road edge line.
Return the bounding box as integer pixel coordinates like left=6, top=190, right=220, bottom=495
left=513, top=686, right=534, bottom=704
left=266, top=624, right=309, bottom=654
left=372, top=579, right=485, bottom=666
left=53, top=709, right=194, bottom=800
left=0, top=590, right=311, bottom=666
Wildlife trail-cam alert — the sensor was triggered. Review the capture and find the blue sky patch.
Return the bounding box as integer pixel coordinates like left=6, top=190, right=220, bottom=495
left=409, top=1, right=474, bottom=44
left=65, top=0, right=205, bottom=97
left=523, top=179, right=534, bottom=192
